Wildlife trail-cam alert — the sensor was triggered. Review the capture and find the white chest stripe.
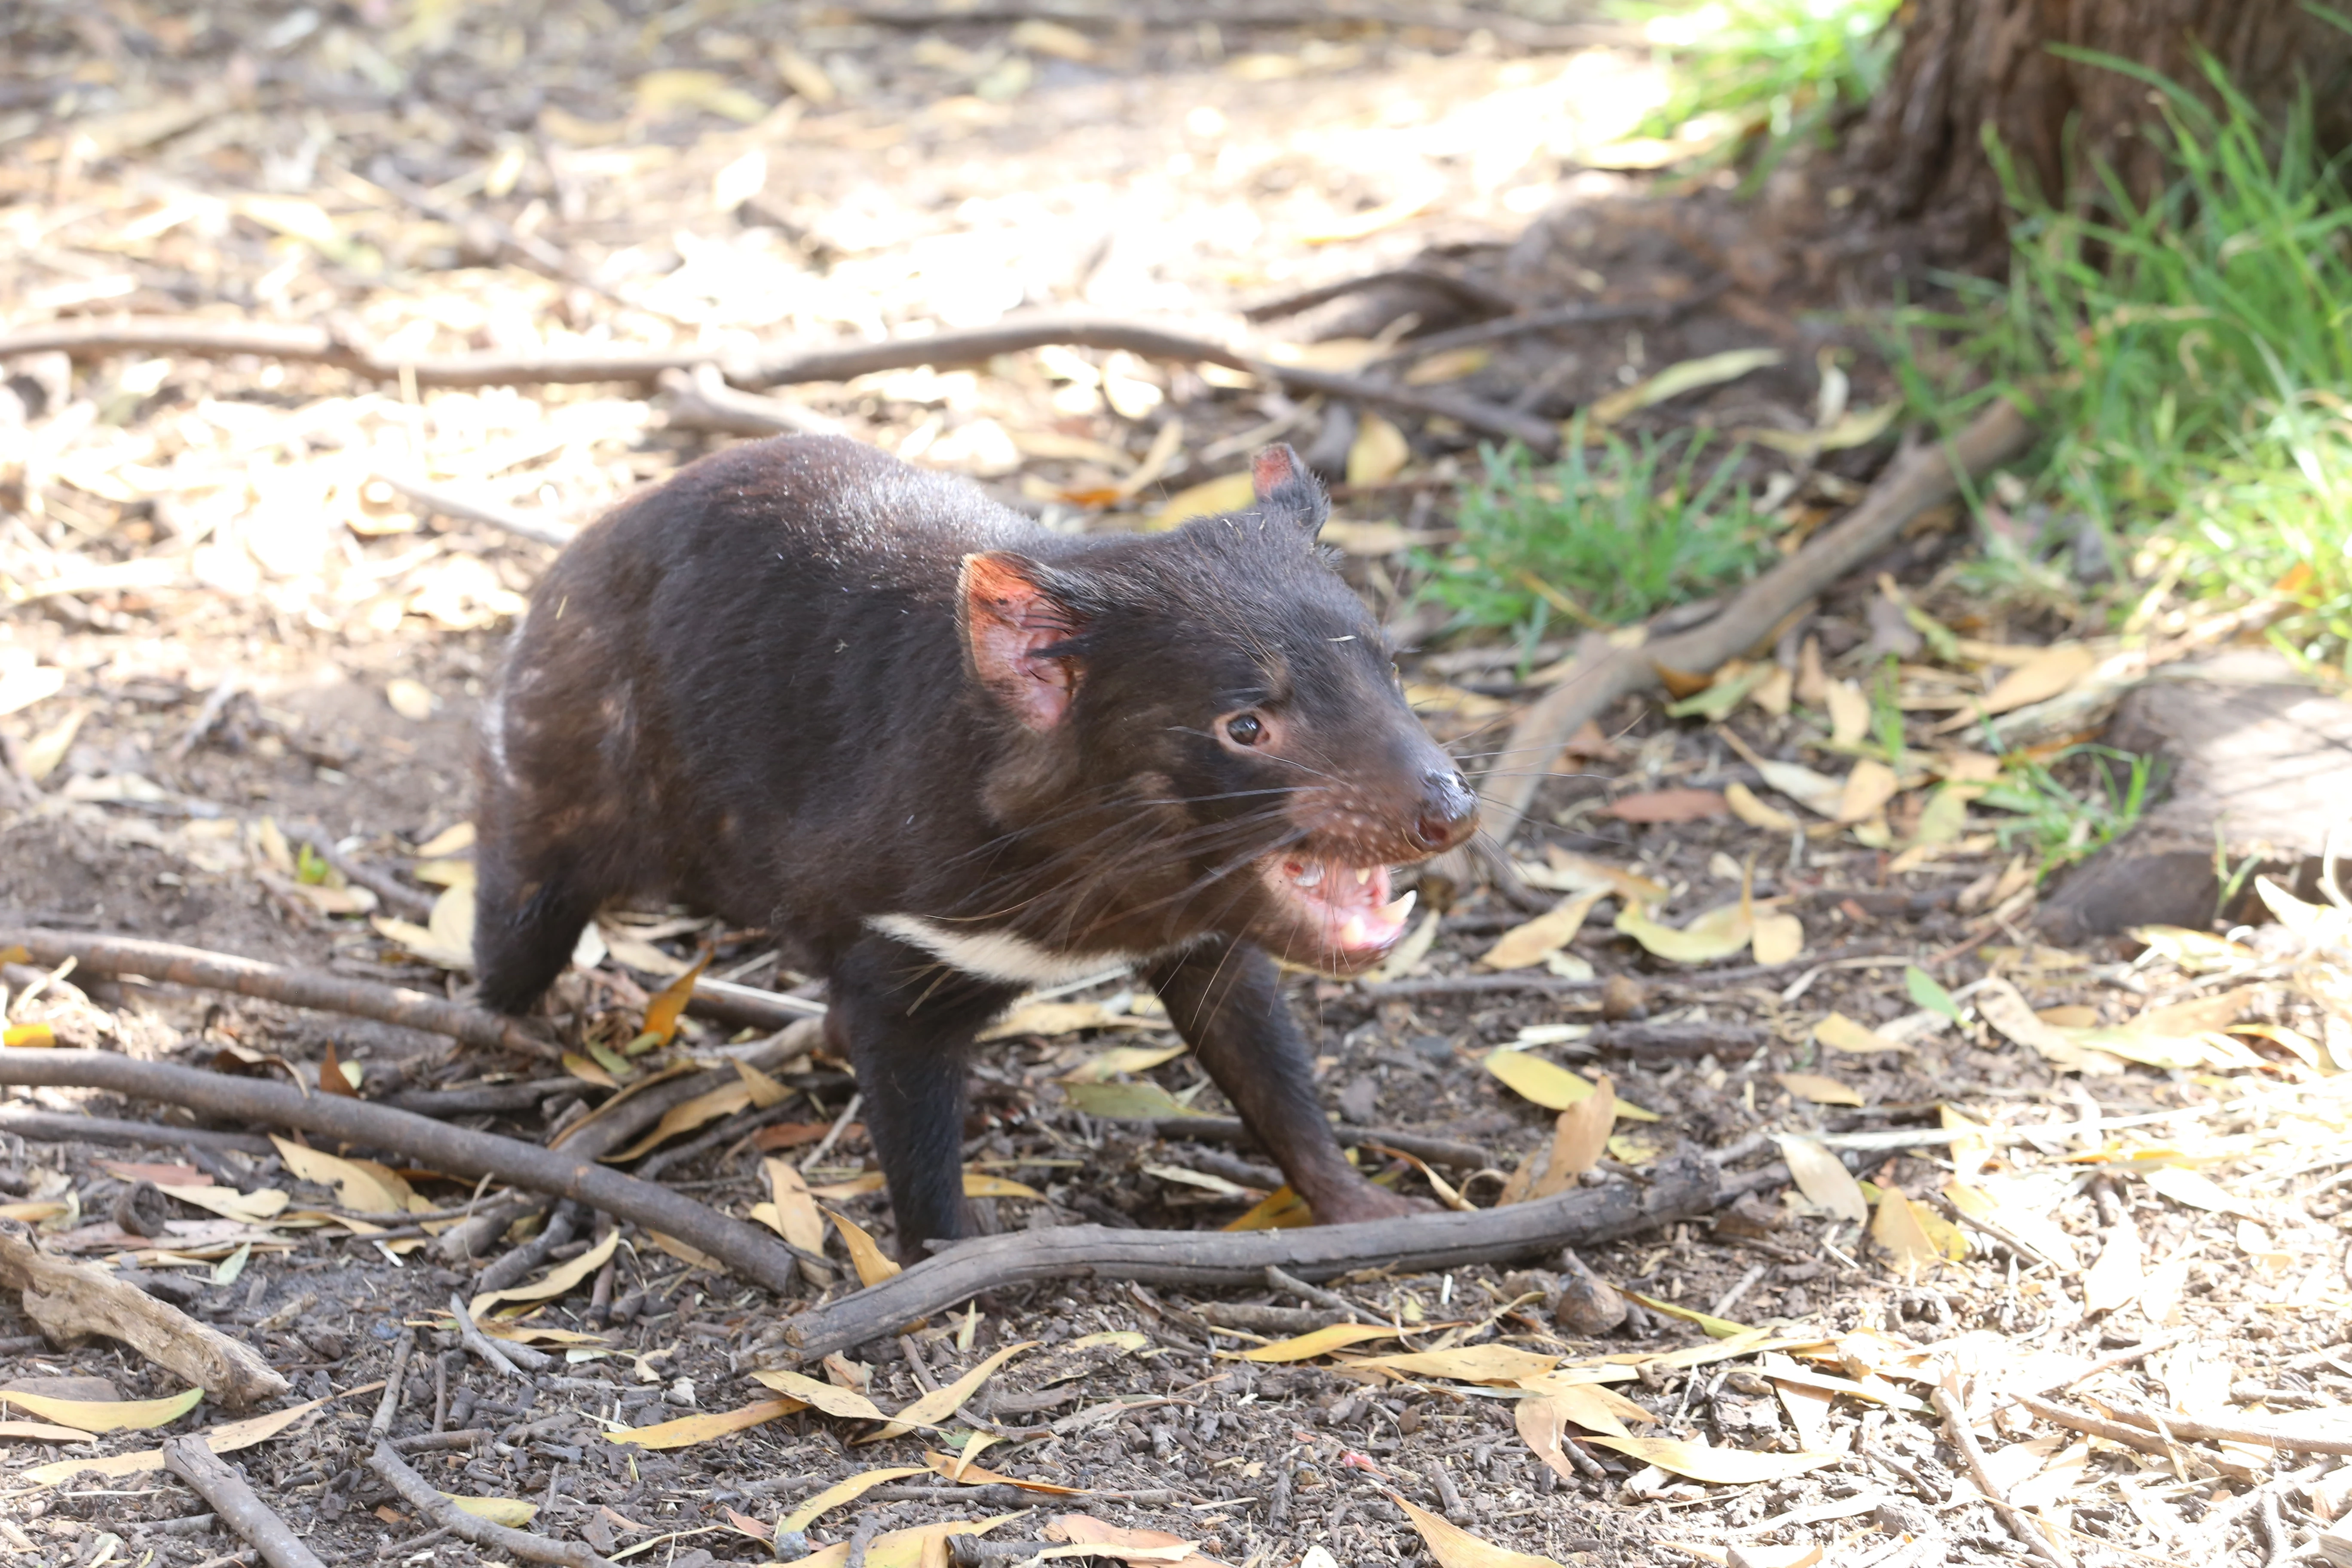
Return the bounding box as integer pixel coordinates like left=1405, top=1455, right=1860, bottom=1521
left=867, top=913, right=1137, bottom=988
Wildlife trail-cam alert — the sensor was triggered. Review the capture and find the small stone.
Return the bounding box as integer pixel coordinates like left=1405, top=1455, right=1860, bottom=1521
left=1599, top=975, right=1647, bottom=1021
left=1553, top=1249, right=1628, bottom=1335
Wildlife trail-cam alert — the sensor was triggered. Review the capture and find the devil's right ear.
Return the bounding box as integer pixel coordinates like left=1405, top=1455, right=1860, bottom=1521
left=1251, top=443, right=1329, bottom=538
left=959, top=551, right=1084, bottom=731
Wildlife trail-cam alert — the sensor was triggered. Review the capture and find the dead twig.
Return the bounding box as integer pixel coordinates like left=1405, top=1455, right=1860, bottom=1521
left=162, top=1437, right=327, bottom=1568
left=2090, top=1400, right=2352, bottom=1458
left=367, top=1440, right=618, bottom=1568
left=371, top=1329, right=417, bottom=1437
left=448, top=1293, right=544, bottom=1378
left=0, top=1106, right=274, bottom=1155
left=0, top=1050, right=811, bottom=1296
left=0, top=312, right=1560, bottom=452
left=2008, top=1394, right=2260, bottom=1482
left=656, top=364, right=848, bottom=439
left=1242, top=266, right=1521, bottom=322
left=372, top=472, right=576, bottom=550
left=289, top=829, right=435, bottom=923
left=1934, top=1378, right=2077, bottom=1568
left=0, top=928, right=559, bottom=1060
left=786, top=1151, right=1717, bottom=1357
left=0, top=1220, right=288, bottom=1407
left=1471, top=399, right=2034, bottom=850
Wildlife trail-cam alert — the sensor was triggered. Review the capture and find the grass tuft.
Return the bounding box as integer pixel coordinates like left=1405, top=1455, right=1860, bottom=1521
left=1417, top=426, right=1772, bottom=647
left=1612, top=0, right=1902, bottom=186
left=1896, top=48, right=2352, bottom=675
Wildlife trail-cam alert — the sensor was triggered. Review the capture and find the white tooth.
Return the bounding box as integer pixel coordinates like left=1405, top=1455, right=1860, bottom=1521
left=1355, top=866, right=1372, bottom=885
left=1295, top=862, right=1324, bottom=888
left=1377, top=889, right=1417, bottom=924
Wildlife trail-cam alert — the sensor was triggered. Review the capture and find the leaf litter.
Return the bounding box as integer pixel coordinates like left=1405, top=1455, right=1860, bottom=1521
left=2, top=6, right=2351, bottom=1567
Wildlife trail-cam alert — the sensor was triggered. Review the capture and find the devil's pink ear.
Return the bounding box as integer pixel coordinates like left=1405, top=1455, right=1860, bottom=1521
left=1250, top=443, right=1328, bottom=536
left=960, top=551, right=1081, bottom=731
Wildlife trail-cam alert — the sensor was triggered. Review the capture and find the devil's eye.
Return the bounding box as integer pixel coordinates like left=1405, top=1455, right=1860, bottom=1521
left=1225, top=714, right=1265, bottom=746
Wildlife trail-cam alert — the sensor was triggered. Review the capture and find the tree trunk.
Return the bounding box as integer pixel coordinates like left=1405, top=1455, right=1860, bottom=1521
left=1851, top=0, right=2352, bottom=254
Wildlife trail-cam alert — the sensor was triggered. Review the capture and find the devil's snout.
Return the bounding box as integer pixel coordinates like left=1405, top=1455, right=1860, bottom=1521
left=1411, top=767, right=1478, bottom=852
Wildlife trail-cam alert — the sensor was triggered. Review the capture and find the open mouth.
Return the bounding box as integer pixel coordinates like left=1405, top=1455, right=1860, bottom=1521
left=1265, top=854, right=1418, bottom=961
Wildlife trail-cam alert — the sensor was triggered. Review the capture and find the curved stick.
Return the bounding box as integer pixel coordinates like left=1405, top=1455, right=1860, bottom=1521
left=786, top=1152, right=1718, bottom=1357
left=1474, top=399, right=2035, bottom=849
left=0, top=312, right=1559, bottom=453
left=368, top=1441, right=617, bottom=1568
left=0, top=1051, right=808, bottom=1297
left=0, top=928, right=558, bottom=1060
left=163, top=1437, right=328, bottom=1568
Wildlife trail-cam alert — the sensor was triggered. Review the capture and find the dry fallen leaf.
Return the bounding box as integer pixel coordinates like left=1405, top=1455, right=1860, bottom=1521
left=1531, top=1075, right=1616, bottom=1197
left=756, top=1160, right=828, bottom=1254
left=1347, top=412, right=1412, bottom=484
left=2080, top=1216, right=2144, bottom=1314
left=470, top=1229, right=620, bottom=1318
left=1814, top=1012, right=1908, bottom=1055
left=1837, top=759, right=1900, bottom=823
left=604, top=1398, right=805, bottom=1451
left=782, top=1467, right=932, bottom=1531
left=1774, top=1073, right=1862, bottom=1108
left=446, top=1494, right=538, bottom=1527
left=1239, top=1323, right=1397, bottom=1362
left=1393, top=1493, right=1567, bottom=1568
left=1482, top=1051, right=1659, bottom=1120
left=1481, top=888, right=1606, bottom=971
left=825, top=1210, right=900, bottom=1287
left=1750, top=910, right=1804, bottom=965
left=0, top=1387, right=201, bottom=1433
left=1975, top=643, right=2099, bottom=717
left=1586, top=1437, right=1841, bottom=1484
left=609, top=1081, right=753, bottom=1163
left=270, top=1137, right=403, bottom=1213
left=1776, top=1134, right=1868, bottom=1223
left=1601, top=788, right=1729, bottom=824
left=1724, top=781, right=1799, bottom=832
left=1345, top=1345, right=1559, bottom=1384
left=921, top=1449, right=1085, bottom=1494
left=748, top=1369, right=886, bottom=1422
left=1151, top=470, right=1254, bottom=526
left=866, top=1341, right=1038, bottom=1442
left=1589, top=348, right=1782, bottom=426
left=1044, top=1514, right=1227, bottom=1568
left=1870, top=1186, right=1941, bottom=1277
left=1824, top=680, right=1870, bottom=746
left=1614, top=898, right=1752, bottom=965
left=791, top=1515, right=1021, bottom=1568
left=2140, top=1166, right=2249, bottom=1216
left=19, top=1389, right=336, bottom=1485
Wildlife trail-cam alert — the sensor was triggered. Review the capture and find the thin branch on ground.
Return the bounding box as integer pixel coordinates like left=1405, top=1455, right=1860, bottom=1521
left=2008, top=1393, right=2258, bottom=1482
left=163, top=1437, right=328, bottom=1568
left=1934, top=1377, right=2077, bottom=1568
left=0, top=1050, right=812, bottom=1295
left=368, top=1440, right=618, bottom=1568
left=1468, top=399, right=2036, bottom=851
left=0, top=311, right=1561, bottom=450
left=785, top=1152, right=1717, bottom=1357
left=0, top=928, right=560, bottom=1060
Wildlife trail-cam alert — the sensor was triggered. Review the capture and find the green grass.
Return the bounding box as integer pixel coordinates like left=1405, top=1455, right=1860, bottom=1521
left=1894, top=47, right=2352, bottom=676
left=1612, top=0, right=1902, bottom=186
left=1976, top=745, right=2157, bottom=880
left=1416, top=425, right=1772, bottom=647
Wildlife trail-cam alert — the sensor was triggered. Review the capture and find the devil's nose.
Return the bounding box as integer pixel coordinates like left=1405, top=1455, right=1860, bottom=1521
left=1412, top=769, right=1479, bottom=851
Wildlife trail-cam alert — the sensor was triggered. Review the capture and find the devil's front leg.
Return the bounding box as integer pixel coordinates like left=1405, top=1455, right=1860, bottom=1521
left=828, top=937, right=1021, bottom=1262
left=1146, top=938, right=1418, bottom=1224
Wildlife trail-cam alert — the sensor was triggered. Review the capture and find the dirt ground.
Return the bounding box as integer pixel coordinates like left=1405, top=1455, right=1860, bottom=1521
left=3, top=4, right=2351, bottom=1568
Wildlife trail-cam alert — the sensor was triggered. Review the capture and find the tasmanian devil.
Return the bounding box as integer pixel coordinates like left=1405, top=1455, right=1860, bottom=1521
left=473, top=433, right=1478, bottom=1259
